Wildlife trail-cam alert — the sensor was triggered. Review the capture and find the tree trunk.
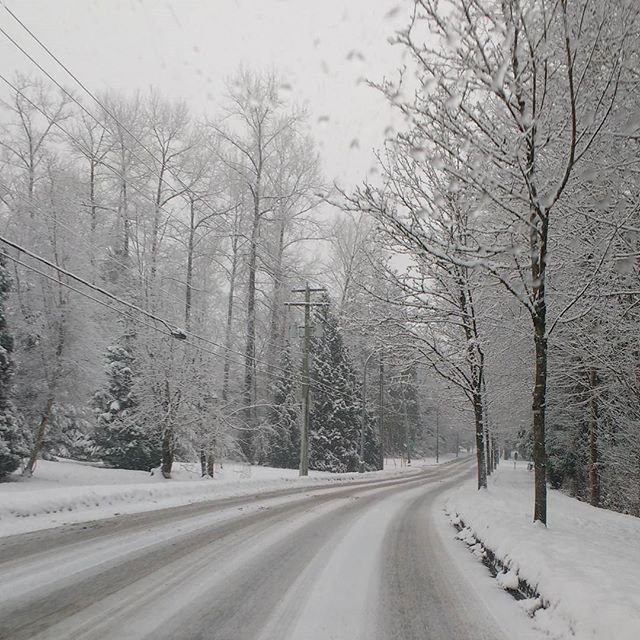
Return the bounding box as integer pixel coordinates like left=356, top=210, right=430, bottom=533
left=206, top=451, right=214, bottom=478
left=532, top=316, right=548, bottom=524
left=150, top=164, right=166, bottom=284
left=267, top=218, right=286, bottom=378
left=485, top=420, right=492, bottom=476
left=588, top=367, right=600, bottom=507
left=221, top=232, right=239, bottom=402
left=161, top=425, right=174, bottom=479
left=118, top=141, right=130, bottom=260
left=402, top=387, right=411, bottom=466
left=200, top=449, right=207, bottom=477
left=473, top=393, right=488, bottom=489
left=378, top=356, right=384, bottom=471
left=160, top=380, right=179, bottom=479
left=242, top=200, right=260, bottom=462
left=23, top=397, right=54, bottom=476
left=185, top=199, right=196, bottom=330
left=88, top=159, right=97, bottom=277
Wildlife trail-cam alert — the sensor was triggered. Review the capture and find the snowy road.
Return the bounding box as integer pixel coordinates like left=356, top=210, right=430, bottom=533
left=0, top=458, right=509, bottom=640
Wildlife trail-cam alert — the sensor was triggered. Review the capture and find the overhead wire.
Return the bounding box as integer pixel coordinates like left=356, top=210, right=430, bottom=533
left=0, top=3, right=324, bottom=341
left=5, top=252, right=169, bottom=338
left=2, top=252, right=272, bottom=393
left=3, top=247, right=295, bottom=391
left=0, top=233, right=360, bottom=403
left=0, top=176, right=204, bottom=320
left=0, top=70, right=304, bottom=362
left=0, top=170, right=307, bottom=367
left=0, top=8, right=362, bottom=403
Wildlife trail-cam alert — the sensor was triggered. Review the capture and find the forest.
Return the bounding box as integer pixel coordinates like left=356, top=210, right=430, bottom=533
left=1, top=0, right=640, bottom=526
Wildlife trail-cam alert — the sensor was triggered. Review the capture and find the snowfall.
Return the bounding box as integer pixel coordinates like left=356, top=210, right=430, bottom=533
left=445, top=461, right=640, bottom=640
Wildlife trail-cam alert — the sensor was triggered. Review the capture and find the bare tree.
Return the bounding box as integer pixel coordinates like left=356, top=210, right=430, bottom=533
left=376, top=0, right=638, bottom=523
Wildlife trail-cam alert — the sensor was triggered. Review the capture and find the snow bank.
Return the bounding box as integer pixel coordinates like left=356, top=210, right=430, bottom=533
left=445, top=462, right=640, bottom=640
left=0, top=456, right=442, bottom=537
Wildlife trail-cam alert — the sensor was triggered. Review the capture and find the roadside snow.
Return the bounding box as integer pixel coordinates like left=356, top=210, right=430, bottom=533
left=0, top=456, right=445, bottom=537
left=444, top=461, right=640, bottom=640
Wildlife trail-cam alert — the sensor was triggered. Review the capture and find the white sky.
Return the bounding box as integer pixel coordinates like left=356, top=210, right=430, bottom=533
left=0, top=0, right=410, bottom=187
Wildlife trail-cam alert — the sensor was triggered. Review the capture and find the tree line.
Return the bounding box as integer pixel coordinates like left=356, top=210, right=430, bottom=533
left=4, top=0, right=637, bottom=528
left=0, top=69, right=438, bottom=482
left=346, top=0, right=640, bottom=522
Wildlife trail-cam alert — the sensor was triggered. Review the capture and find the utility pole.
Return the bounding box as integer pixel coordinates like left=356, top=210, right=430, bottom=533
left=285, top=283, right=326, bottom=477
left=456, top=431, right=459, bottom=458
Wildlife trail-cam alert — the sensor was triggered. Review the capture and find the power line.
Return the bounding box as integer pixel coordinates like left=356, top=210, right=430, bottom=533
left=5, top=252, right=169, bottom=338
left=0, top=9, right=257, bottom=247
left=0, top=234, right=358, bottom=402
left=0, top=74, right=300, bottom=361
left=0, top=12, right=361, bottom=403
left=0, top=174, right=304, bottom=370
left=3, top=252, right=274, bottom=397
left=4, top=249, right=293, bottom=389
left=0, top=177, right=199, bottom=319
left=0, top=233, right=186, bottom=337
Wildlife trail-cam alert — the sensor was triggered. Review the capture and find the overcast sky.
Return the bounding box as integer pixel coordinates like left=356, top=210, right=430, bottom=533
left=1, top=0, right=409, bottom=187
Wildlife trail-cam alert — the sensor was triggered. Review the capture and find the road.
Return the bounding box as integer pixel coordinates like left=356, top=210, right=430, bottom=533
left=0, top=458, right=508, bottom=640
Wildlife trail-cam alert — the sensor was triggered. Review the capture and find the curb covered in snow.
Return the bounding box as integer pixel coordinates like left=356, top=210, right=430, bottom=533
left=447, top=511, right=546, bottom=621
left=443, top=463, right=640, bottom=640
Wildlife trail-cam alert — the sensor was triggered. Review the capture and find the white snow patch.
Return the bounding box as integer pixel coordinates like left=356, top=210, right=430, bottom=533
left=496, top=569, right=519, bottom=591
left=445, top=461, right=640, bottom=640
left=0, top=457, right=440, bottom=537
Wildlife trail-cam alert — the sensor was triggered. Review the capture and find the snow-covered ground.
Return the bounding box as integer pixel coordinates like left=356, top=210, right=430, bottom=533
left=0, top=455, right=452, bottom=537
left=444, top=461, right=640, bottom=640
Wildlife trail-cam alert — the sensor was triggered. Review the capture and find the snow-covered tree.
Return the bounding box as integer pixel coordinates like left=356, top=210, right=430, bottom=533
left=363, top=0, right=638, bottom=523
left=309, top=296, right=379, bottom=472
left=0, top=252, right=28, bottom=478
left=264, top=343, right=300, bottom=469
left=93, top=336, right=160, bottom=470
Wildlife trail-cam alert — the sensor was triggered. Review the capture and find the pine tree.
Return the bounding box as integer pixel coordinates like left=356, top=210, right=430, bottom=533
left=0, top=253, right=29, bottom=479
left=265, top=343, right=300, bottom=469
left=93, top=336, right=161, bottom=470
left=309, top=296, right=364, bottom=472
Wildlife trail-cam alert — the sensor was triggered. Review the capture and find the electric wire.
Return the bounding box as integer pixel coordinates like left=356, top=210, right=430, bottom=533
left=0, top=234, right=361, bottom=403
left=0, top=10, right=363, bottom=403
left=0, top=8, right=331, bottom=355
left=0, top=172, right=313, bottom=370
left=0, top=73, right=307, bottom=361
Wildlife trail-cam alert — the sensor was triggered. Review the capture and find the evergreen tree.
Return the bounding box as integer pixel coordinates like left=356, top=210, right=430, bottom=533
left=265, top=343, right=300, bottom=469
left=0, top=253, right=29, bottom=479
left=362, top=409, right=382, bottom=471
left=93, top=336, right=161, bottom=470
left=309, top=296, right=378, bottom=472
